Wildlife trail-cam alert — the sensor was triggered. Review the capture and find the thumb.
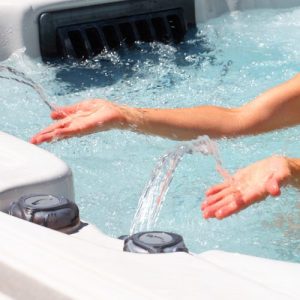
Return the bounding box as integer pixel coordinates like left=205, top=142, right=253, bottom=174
left=51, top=109, right=69, bottom=120
left=265, top=176, right=281, bottom=197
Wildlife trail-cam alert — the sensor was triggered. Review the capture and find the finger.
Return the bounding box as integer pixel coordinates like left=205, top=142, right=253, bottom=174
left=265, top=176, right=281, bottom=197
left=50, top=103, right=85, bottom=119
left=53, top=126, right=85, bottom=139
left=51, top=109, right=69, bottom=120
left=205, top=182, right=229, bottom=196
left=50, top=100, right=101, bottom=120
left=30, top=131, right=57, bottom=144
left=201, top=186, right=234, bottom=210
left=203, top=192, right=244, bottom=219
left=31, top=126, right=77, bottom=144
left=30, top=136, right=39, bottom=144
left=215, top=196, right=246, bottom=219
left=36, top=119, right=72, bottom=136
left=202, top=192, right=241, bottom=219
left=203, top=197, right=228, bottom=219
left=30, top=120, right=72, bottom=144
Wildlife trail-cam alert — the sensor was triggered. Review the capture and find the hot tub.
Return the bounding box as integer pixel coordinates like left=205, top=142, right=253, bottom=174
left=1, top=0, right=300, bottom=299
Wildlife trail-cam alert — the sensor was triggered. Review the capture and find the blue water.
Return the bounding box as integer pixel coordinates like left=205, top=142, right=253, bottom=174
left=1, top=8, right=300, bottom=262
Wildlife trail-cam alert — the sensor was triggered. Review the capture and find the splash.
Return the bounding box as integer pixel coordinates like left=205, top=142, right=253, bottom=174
left=130, top=136, right=229, bottom=234
left=0, top=65, right=56, bottom=111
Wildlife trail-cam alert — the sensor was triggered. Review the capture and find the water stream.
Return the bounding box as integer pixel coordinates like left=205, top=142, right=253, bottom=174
left=0, top=65, right=56, bottom=111
left=130, top=136, right=229, bottom=234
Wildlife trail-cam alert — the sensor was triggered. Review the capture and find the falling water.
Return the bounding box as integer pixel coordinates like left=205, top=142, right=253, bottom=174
left=225, top=0, right=239, bottom=11
left=130, top=136, right=230, bottom=234
left=0, top=65, right=56, bottom=111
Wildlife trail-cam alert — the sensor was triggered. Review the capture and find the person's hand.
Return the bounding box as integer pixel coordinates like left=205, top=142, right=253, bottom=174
left=201, top=156, right=292, bottom=219
left=30, top=99, right=126, bottom=144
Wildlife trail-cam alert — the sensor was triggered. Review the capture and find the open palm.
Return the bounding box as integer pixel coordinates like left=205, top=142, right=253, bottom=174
left=201, top=156, right=292, bottom=219
left=31, top=99, right=124, bottom=144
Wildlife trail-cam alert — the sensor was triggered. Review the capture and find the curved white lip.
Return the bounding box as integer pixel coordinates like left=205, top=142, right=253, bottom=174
left=0, top=211, right=300, bottom=300
left=0, top=132, right=74, bottom=212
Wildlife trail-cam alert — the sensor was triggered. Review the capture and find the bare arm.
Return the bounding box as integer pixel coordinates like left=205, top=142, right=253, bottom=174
left=237, top=73, right=300, bottom=135
left=31, top=74, right=300, bottom=144
left=121, top=73, right=300, bottom=139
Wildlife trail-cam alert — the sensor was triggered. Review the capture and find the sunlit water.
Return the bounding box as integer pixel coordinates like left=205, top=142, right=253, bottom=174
left=1, top=8, right=300, bottom=262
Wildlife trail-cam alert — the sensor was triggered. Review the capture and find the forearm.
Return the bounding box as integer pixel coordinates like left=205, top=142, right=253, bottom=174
left=120, top=105, right=244, bottom=140
left=118, top=74, right=300, bottom=140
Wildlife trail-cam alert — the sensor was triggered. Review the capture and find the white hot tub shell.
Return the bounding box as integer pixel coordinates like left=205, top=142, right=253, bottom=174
left=1, top=0, right=300, bottom=299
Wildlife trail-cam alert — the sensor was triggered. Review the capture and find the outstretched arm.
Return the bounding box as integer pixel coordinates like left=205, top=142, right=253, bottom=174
left=201, top=156, right=300, bottom=219
left=31, top=74, right=300, bottom=144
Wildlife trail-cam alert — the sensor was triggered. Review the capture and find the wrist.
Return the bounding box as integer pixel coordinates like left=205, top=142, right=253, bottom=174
left=117, top=106, right=144, bottom=130
left=286, top=157, right=300, bottom=186
left=109, top=104, right=133, bottom=130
